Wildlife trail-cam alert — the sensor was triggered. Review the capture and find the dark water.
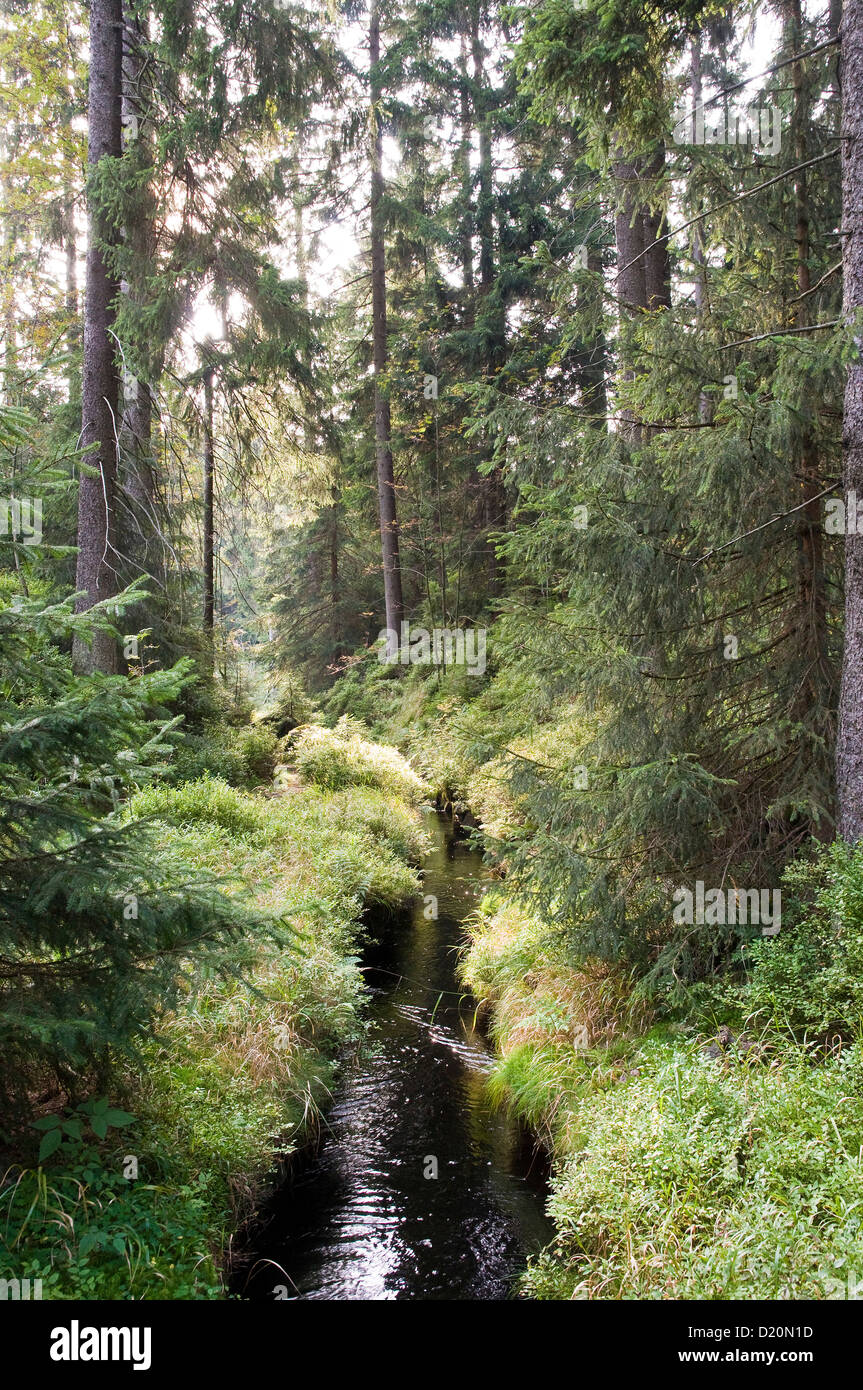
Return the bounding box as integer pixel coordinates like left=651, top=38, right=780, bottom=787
left=232, top=812, right=552, bottom=1301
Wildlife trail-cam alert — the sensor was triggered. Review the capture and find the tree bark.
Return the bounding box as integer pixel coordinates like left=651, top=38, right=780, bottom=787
left=470, top=1, right=506, bottom=593
left=689, top=35, right=712, bottom=425
left=63, top=190, right=80, bottom=404
left=614, top=145, right=670, bottom=441
left=785, top=0, right=832, bottom=833
left=457, top=31, right=474, bottom=296
left=118, top=0, right=161, bottom=613
left=614, top=155, right=647, bottom=441
left=202, top=363, right=215, bottom=632
left=369, top=0, right=405, bottom=640
left=837, top=0, right=863, bottom=839
left=73, top=0, right=123, bottom=674
left=642, top=144, right=671, bottom=312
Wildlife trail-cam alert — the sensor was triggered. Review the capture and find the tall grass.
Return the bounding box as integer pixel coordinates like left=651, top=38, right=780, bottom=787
left=1, top=735, right=426, bottom=1299
left=292, top=716, right=427, bottom=803
left=460, top=872, right=863, bottom=1300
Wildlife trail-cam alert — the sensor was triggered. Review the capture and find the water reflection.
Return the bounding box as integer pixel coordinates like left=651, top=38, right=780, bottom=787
left=233, top=813, right=552, bottom=1301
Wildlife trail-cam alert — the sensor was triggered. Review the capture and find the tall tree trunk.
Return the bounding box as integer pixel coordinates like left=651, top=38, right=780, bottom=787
left=836, top=0, right=863, bottom=839
left=785, top=0, right=832, bottom=834
left=642, top=143, right=671, bottom=312
left=296, top=175, right=342, bottom=664
left=457, top=31, right=474, bottom=297
left=72, top=0, right=123, bottom=674
left=614, top=155, right=647, bottom=441
left=614, top=145, right=670, bottom=441
left=369, top=0, right=404, bottom=641
left=470, top=1, right=506, bottom=594
left=579, top=244, right=609, bottom=420
left=202, top=363, right=215, bottom=633
left=119, top=4, right=159, bottom=584
left=63, top=190, right=80, bottom=404
left=690, top=35, right=712, bottom=425
left=690, top=36, right=707, bottom=320
left=0, top=63, right=18, bottom=405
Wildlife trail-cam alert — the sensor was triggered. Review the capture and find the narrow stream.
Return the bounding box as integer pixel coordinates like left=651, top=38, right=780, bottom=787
left=233, top=810, right=553, bottom=1301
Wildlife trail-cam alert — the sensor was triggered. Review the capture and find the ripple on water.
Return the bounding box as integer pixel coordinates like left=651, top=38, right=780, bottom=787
left=232, top=813, right=552, bottom=1301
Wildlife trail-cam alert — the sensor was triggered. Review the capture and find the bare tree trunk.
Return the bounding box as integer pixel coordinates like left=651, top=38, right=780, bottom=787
left=119, top=5, right=159, bottom=576
left=690, top=36, right=707, bottom=320
left=369, top=0, right=404, bottom=640
left=690, top=35, right=712, bottom=425
left=614, top=143, right=670, bottom=442
left=72, top=0, right=123, bottom=674
left=202, top=363, right=215, bottom=632
left=785, top=0, right=832, bottom=829
left=63, top=190, right=80, bottom=404
left=470, top=1, right=506, bottom=594
left=837, top=0, right=863, bottom=839
left=614, top=155, right=647, bottom=442
left=457, top=30, right=474, bottom=297
left=642, top=143, right=671, bottom=312
left=614, top=158, right=647, bottom=314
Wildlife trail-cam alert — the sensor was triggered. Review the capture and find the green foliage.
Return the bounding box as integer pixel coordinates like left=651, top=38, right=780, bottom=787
left=743, top=843, right=863, bottom=1040
left=1, top=752, right=424, bottom=1298
left=0, top=595, right=280, bottom=1122
left=319, top=653, right=414, bottom=735
left=130, top=776, right=271, bottom=839
left=31, top=1096, right=135, bottom=1164
left=463, top=874, right=863, bottom=1300
left=292, top=716, right=427, bottom=803
left=0, top=1155, right=223, bottom=1300
left=522, top=1036, right=863, bottom=1300
left=233, top=725, right=280, bottom=782
left=163, top=728, right=250, bottom=788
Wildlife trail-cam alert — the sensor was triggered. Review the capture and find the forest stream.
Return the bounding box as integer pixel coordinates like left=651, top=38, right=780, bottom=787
left=231, top=810, right=553, bottom=1301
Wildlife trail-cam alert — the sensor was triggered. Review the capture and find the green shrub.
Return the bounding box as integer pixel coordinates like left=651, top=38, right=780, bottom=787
left=163, top=723, right=281, bottom=790
left=233, top=725, right=280, bottom=782
left=522, top=1035, right=863, bottom=1300
left=322, top=787, right=430, bottom=864
left=166, top=729, right=248, bottom=787
left=0, top=596, right=269, bottom=1122
left=292, top=717, right=426, bottom=803
left=128, top=777, right=268, bottom=839
left=743, top=841, right=863, bottom=1040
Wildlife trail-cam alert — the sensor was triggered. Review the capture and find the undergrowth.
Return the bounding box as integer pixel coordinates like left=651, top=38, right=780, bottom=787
left=0, top=730, right=425, bottom=1299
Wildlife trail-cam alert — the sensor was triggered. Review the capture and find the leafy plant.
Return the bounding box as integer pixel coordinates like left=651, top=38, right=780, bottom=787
left=31, top=1097, right=135, bottom=1164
